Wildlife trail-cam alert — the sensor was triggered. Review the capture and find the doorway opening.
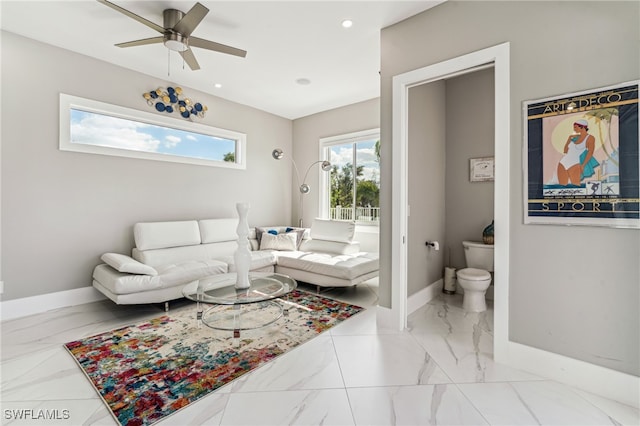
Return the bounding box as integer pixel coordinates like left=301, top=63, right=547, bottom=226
left=391, top=43, right=510, bottom=361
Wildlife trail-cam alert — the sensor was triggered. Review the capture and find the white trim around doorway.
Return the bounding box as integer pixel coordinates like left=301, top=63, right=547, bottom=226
left=390, top=42, right=511, bottom=361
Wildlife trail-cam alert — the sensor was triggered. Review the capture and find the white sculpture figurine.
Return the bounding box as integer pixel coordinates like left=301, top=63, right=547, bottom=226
left=234, top=202, right=251, bottom=289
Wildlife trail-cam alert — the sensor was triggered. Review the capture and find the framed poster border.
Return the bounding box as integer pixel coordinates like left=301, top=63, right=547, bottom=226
left=523, top=80, right=640, bottom=229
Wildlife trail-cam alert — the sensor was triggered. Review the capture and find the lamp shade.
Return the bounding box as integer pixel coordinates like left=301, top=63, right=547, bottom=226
left=272, top=148, right=284, bottom=160
left=270, top=148, right=332, bottom=227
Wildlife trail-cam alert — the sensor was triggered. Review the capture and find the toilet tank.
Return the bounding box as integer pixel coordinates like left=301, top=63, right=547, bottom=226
left=462, top=241, right=494, bottom=272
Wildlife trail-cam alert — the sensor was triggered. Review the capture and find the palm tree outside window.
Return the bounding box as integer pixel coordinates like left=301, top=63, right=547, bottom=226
left=320, top=129, right=380, bottom=225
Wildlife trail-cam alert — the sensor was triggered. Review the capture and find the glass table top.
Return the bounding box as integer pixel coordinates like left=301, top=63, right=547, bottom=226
left=182, top=272, right=297, bottom=305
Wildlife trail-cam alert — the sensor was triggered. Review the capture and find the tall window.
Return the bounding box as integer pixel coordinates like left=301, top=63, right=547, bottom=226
left=320, top=129, right=380, bottom=225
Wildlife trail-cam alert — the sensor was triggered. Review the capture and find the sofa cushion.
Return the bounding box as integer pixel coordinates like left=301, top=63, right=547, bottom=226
left=276, top=251, right=378, bottom=280
left=134, top=220, right=201, bottom=251
left=298, top=239, right=360, bottom=255
left=310, top=219, right=355, bottom=243
left=218, top=250, right=278, bottom=272
left=133, top=241, right=237, bottom=268
left=101, top=253, right=158, bottom=276
left=259, top=232, right=297, bottom=251
left=199, top=218, right=238, bottom=243
left=154, top=260, right=229, bottom=284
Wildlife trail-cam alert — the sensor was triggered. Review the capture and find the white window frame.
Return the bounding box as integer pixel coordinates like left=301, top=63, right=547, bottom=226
left=319, top=128, right=380, bottom=225
left=59, top=93, right=246, bottom=169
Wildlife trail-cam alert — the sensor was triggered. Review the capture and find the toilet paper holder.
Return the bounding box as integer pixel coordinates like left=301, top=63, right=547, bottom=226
left=425, top=241, right=440, bottom=251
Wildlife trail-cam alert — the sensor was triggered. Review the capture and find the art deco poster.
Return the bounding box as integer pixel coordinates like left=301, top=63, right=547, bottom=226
left=524, top=81, right=639, bottom=228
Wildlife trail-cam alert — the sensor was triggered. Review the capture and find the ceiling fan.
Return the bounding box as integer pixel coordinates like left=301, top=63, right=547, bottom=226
left=97, top=0, right=247, bottom=71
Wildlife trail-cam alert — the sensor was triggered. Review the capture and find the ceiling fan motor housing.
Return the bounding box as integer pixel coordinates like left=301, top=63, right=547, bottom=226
left=163, top=9, right=188, bottom=51
left=163, top=9, right=185, bottom=29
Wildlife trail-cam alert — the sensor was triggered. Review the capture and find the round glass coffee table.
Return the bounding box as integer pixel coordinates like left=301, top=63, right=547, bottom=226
left=183, top=272, right=297, bottom=341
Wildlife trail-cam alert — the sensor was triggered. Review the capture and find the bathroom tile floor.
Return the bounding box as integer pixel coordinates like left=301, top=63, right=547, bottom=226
left=1, top=279, right=638, bottom=425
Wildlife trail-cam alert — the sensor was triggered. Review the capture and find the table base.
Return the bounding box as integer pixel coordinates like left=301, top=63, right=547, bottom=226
left=196, top=300, right=290, bottom=345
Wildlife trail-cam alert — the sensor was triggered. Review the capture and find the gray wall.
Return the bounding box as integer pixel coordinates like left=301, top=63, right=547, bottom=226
left=445, top=69, right=495, bottom=270
left=1, top=31, right=293, bottom=301
left=405, top=70, right=494, bottom=296
left=292, top=98, right=380, bottom=253
left=407, top=83, right=446, bottom=295
left=380, top=1, right=639, bottom=376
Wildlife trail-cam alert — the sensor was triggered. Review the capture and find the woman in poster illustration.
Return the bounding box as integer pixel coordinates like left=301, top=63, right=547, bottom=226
left=557, top=119, right=600, bottom=186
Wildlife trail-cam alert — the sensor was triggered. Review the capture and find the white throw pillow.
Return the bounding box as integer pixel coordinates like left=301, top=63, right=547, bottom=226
left=101, top=253, right=158, bottom=276
left=255, top=227, right=279, bottom=246
left=259, top=232, right=297, bottom=251
left=284, top=227, right=306, bottom=248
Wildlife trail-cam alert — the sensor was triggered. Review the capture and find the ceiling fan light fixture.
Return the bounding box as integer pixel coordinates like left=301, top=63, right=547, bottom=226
left=98, top=1, right=247, bottom=71
left=164, top=33, right=188, bottom=52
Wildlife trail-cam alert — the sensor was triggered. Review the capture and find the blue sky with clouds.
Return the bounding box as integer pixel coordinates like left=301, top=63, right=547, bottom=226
left=329, top=139, right=380, bottom=184
left=70, top=109, right=236, bottom=161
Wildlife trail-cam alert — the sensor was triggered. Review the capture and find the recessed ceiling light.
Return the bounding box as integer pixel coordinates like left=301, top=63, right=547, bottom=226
left=296, top=78, right=311, bottom=86
left=342, top=19, right=353, bottom=28
left=214, top=83, right=222, bottom=89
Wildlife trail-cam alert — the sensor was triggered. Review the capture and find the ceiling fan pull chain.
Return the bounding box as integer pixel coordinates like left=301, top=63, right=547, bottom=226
left=167, top=49, right=171, bottom=77
left=183, top=39, right=188, bottom=70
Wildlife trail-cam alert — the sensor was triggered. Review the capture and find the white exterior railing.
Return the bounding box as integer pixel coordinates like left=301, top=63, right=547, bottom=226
left=329, top=206, right=380, bottom=223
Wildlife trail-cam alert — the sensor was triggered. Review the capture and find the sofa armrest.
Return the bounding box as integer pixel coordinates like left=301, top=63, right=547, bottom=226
left=101, top=253, right=158, bottom=276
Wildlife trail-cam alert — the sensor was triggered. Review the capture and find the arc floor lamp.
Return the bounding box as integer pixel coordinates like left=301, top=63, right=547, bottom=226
left=272, top=148, right=331, bottom=227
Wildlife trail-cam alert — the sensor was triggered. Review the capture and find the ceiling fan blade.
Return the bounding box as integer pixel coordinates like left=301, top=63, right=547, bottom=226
left=180, top=48, right=200, bottom=70
left=97, top=0, right=165, bottom=34
left=115, top=36, right=164, bottom=48
left=189, top=36, right=247, bottom=58
left=173, top=2, right=209, bottom=37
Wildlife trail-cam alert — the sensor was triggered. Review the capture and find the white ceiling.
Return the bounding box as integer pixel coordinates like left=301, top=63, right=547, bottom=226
left=1, top=1, right=443, bottom=119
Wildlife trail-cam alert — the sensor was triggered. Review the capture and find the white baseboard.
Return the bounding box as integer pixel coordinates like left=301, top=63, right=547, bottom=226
left=1, top=286, right=106, bottom=321
left=504, top=340, right=639, bottom=409
left=377, top=279, right=443, bottom=330
left=379, top=281, right=639, bottom=409
left=407, top=279, right=443, bottom=314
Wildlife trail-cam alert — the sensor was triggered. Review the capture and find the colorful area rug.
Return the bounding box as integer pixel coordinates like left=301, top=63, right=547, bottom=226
left=64, top=290, right=363, bottom=426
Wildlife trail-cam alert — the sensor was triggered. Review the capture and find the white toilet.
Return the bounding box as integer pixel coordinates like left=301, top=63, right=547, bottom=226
left=457, top=241, right=494, bottom=312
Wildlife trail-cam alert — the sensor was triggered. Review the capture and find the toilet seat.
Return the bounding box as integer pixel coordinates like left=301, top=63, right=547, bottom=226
left=457, top=267, right=490, bottom=281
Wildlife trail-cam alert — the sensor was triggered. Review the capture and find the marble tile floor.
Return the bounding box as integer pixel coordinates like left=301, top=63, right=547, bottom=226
left=1, top=280, right=638, bottom=426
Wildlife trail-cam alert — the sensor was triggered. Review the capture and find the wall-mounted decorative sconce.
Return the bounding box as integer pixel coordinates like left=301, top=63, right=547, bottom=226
left=272, top=148, right=331, bottom=227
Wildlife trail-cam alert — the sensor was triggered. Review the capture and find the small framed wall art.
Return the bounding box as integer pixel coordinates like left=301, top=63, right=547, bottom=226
left=523, top=80, right=639, bottom=228
left=470, top=157, right=495, bottom=182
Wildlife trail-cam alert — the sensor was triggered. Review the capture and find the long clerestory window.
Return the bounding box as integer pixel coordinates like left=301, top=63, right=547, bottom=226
left=319, top=129, right=380, bottom=225
left=59, top=94, right=246, bottom=169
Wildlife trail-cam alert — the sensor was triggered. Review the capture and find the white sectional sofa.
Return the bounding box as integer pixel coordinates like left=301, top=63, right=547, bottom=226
left=92, top=218, right=379, bottom=308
